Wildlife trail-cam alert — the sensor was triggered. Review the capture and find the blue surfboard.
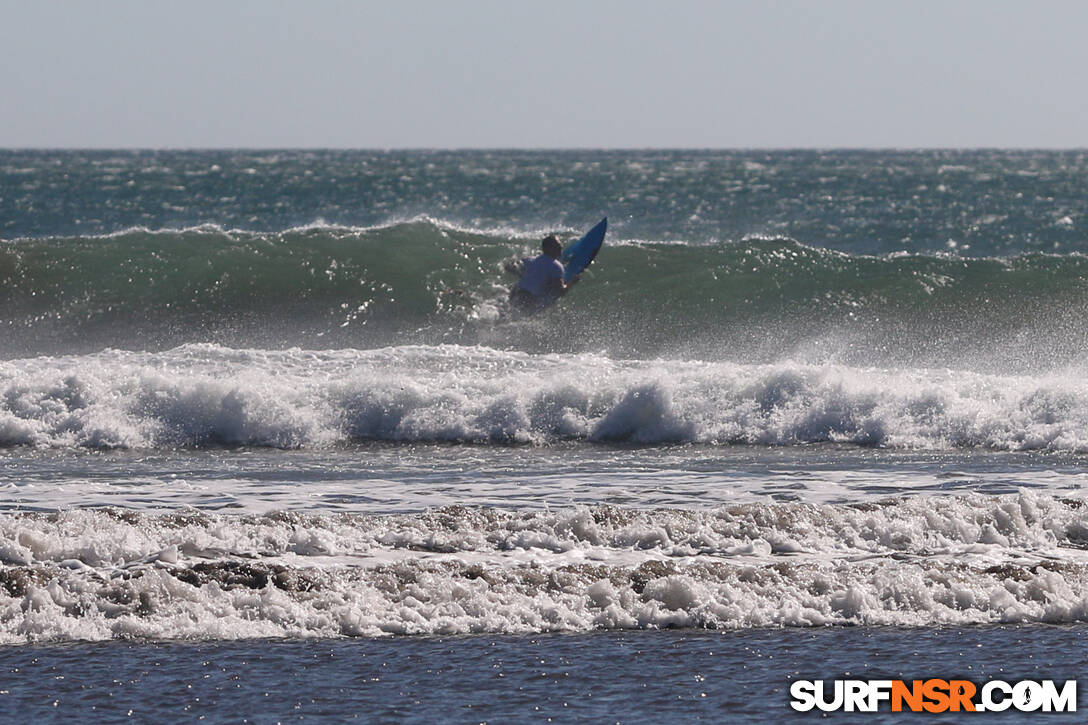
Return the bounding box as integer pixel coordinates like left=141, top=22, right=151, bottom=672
left=561, top=217, right=607, bottom=283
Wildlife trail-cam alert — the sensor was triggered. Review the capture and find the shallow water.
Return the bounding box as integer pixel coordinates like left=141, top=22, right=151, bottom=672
left=5, top=444, right=1088, bottom=514
left=2, top=626, right=1083, bottom=723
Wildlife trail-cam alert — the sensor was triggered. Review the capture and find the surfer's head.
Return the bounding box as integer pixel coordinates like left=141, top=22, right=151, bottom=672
left=541, top=235, right=562, bottom=259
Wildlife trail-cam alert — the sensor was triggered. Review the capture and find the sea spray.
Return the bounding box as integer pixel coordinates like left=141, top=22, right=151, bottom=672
left=5, top=222, right=1088, bottom=368
left=4, top=344, right=1088, bottom=451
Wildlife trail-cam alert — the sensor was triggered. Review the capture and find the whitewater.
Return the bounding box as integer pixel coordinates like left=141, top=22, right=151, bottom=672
left=6, top=344, right=1088, bottom=451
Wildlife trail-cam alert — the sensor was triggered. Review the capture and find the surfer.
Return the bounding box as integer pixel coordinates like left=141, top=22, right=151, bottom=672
left=508, top=234, right=579, bottom=313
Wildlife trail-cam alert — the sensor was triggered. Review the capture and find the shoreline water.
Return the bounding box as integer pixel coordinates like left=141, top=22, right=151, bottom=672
left=2, top=626, right=1084, bottom=723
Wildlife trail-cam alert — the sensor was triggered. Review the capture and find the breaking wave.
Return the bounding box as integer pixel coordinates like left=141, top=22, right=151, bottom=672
left=4, top=220, right=1088, bottom=366
left=4, top=344, right=1088, bottom=451
left=3, top=493, right=1088, bottom=642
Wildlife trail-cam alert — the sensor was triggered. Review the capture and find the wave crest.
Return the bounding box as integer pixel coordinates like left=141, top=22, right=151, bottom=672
left=5, top=221, right=1088, bottom=367
left=5, top=345, right=1088, bottom=452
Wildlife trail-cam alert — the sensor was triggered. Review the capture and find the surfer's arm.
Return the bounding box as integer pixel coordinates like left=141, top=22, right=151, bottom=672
left=547, top=274, right=579, bottom=298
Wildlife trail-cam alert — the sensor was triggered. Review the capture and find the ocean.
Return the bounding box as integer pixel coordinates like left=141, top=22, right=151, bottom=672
left=2, top=149, right=1088, bottom=722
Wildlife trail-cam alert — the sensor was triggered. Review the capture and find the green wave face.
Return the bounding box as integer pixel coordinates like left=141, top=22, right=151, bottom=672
left=1, top=222, right=511, bottom=355
left=4, top=221, right=1088, bottom=371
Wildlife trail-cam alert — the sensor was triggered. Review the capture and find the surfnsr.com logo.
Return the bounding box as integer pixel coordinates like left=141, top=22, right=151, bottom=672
left=790, top=679, right=1077, bottom=713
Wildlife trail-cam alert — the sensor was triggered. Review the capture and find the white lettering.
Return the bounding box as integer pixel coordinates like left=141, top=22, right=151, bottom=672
left=815, top=680, right=844, bottom=712
left=1040, top=680, right=1077, bottom=713
left=981, top=681, right=1013, bottom=712
left=844, top=680, right=868, bottom=712
left=789, top=680, right=816, bottom=712
left=791, top=677, right=1077, bottom=714
left=1013, top=680, right=1044, bottom=712
left=867, top=680, right=893, bottom=711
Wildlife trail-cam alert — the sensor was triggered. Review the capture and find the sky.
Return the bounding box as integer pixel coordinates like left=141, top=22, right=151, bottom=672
left=1, top=0, right=1086, bottom=148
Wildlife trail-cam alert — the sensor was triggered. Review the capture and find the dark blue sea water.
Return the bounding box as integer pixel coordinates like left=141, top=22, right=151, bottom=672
left=3, top=627, right=1085, bottom=724
left=2, top=150, right=1088, bottom=721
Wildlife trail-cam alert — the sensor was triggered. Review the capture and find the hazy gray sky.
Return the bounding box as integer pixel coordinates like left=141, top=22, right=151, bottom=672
left=2, top=0, right=1085, bottom=148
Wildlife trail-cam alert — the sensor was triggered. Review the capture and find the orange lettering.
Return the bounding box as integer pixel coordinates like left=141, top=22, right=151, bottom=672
left=922, top=679, right=951, bottom=713
left=948, top=680, right=977, bottom=712
left=892, top=680, right=924, bottom=712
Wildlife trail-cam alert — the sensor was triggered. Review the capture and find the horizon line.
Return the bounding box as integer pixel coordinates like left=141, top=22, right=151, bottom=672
left=2, top=145, right=1087, bottom=153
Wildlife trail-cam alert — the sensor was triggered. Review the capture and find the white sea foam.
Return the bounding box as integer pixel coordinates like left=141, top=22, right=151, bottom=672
left=2, top=493, right=1088, bottom=642
left=0, top=216, right=550, bottom=246
left=4, top=344, right=1088, bottom=451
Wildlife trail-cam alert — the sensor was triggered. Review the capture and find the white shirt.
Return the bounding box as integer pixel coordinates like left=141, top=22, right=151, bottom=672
left=517, top=254, right=564, bottom=298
